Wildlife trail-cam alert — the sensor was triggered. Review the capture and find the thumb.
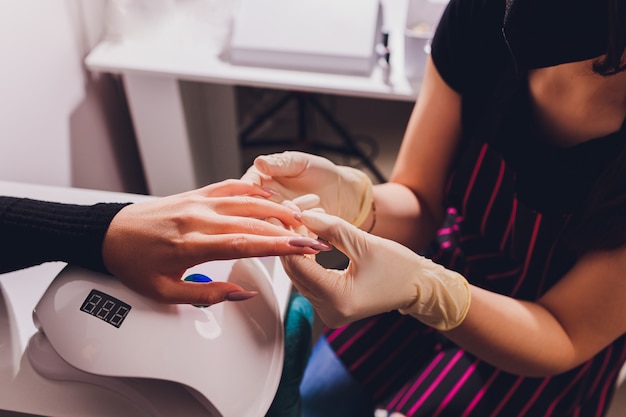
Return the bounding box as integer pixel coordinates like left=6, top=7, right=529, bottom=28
left=298, top=210, right=369, bottom=260
left=254, top=152, right=309, bottom=177
left=165, top=280, right=256, bottom=306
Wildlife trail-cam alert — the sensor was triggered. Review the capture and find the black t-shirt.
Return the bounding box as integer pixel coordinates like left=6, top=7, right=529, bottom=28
left=429, top=0, right=625, bottom=214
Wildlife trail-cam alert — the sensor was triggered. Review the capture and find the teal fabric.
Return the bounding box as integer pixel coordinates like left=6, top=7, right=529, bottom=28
left=266, top=293, right=314, bottom=417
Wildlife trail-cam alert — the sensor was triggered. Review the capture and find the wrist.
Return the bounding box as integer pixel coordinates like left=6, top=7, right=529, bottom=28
left=339, top=166, right=373, bottom=227
left=398, top=258, right=471, bottom=331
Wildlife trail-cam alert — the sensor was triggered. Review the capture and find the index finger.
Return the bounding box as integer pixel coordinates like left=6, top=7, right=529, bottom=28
left=183, top=234, right=329, bottom=265
left=201, top=179, right=274, bottom=198
left=210, top=196, right=304, bottom=228
left=297, top=210, right=367, bottom=258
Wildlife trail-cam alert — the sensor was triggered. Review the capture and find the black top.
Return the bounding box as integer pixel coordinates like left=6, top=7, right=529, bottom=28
left=430, top=0, right=626, bottom=214
left=0, top=197, right=129, bottom=274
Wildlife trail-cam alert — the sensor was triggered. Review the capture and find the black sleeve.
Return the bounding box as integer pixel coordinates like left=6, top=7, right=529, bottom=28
left=430, top=0, right=470, bottom=93
left=0, top=197, right=131, bottom=274
left=430, top=0, right=510, bottom=94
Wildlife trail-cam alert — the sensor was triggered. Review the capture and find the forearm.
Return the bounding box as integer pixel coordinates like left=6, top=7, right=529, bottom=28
left=365, top=182, right=442, bottom=252
left=0, top=196, right=129, bottom=273
left=445, top=285, right=579, bottom=377
left=364, top=184, right=583, bottom=375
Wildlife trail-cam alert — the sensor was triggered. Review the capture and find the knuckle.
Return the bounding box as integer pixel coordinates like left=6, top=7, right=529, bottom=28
left=239, top=195, right=259, bottom=205
left=193, top=294, right=221, bottom=307
left=228, top=235, right=250, bottom=256
left=244, top=217, right=267, bottom=234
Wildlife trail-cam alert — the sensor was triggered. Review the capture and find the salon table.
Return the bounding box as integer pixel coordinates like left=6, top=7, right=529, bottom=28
left=85, top=0, right=419, bottom=196
left=0, top=181, right=292, bottom=417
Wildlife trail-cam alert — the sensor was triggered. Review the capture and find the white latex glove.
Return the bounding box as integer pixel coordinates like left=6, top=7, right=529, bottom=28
left=282, top=210, right=471, bottom=331
left=241, top=151, right=373, bottom=227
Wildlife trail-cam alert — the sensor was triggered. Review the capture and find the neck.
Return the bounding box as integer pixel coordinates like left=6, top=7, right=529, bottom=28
left=528, top=58, right=626, bottom=146
left=531, top=59, right=626, bottom=108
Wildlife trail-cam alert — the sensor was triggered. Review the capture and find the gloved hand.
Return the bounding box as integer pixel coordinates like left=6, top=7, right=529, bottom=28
left=282, top=210, right=471, bottom=331
left=241, top=151, right=374, bottom=227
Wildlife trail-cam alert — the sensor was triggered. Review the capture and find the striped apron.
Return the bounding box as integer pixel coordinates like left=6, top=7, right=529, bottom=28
left=324, top=138, right=626, bottom=417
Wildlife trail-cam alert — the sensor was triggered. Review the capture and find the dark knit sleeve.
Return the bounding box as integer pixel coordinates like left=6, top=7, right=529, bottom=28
left=0, top=197, right=131, bottom=274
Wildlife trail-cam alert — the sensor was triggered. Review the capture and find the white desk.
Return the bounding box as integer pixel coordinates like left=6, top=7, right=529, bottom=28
left=85, top=0, right=419, bottom=196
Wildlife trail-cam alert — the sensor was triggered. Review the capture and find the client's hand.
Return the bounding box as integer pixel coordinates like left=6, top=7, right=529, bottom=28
left=241, top=151, right=373, bottom=227
left=282, top=210, right=471, bottom=331
left=102, top=180, right=331, bottom=306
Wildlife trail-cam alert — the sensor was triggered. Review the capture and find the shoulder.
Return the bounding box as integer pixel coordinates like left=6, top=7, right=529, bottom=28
left=431, top=0, right=510, bottom=93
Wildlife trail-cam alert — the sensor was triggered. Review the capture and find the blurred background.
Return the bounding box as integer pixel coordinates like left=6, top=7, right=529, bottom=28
left=0, top=0, right=412, bottom=196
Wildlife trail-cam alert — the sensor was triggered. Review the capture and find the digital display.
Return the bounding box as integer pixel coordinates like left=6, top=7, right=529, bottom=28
left=79, top=289, right=131, bottom=328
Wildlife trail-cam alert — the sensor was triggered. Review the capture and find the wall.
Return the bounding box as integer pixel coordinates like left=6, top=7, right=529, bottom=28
left=0, top=0, right=146, bottom=194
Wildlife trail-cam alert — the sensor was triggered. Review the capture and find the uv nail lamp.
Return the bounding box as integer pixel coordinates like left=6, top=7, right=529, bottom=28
left=25, top=258, right=289, bottom=417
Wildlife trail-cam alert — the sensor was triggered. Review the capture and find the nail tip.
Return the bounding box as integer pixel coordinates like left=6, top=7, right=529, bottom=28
left=225, top=291, right=259, bottom=302
left=289, top=237, right=332, bottom=251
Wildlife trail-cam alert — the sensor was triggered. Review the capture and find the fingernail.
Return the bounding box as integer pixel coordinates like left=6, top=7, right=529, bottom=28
left=262, top=186, right=280, bottom=196
left=289, top=237, right=333, bottom=251
left=293, top=212, right=302, bottom=221
left=225, top=291, right=259, bottom=302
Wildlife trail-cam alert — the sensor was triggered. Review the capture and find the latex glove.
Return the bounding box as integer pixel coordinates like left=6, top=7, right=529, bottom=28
left=282, top=210, right=471, bottom=331
left=241, top=151, right=373, bottom=227
left=102, top=180, right=332, bottom=306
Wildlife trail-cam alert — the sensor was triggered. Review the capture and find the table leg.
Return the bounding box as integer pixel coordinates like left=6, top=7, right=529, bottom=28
left=122, top=74, right=241, bottom=196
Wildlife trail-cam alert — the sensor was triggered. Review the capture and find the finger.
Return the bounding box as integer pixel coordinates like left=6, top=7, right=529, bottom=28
left=185, top=234, right=332, bottom=263
left=240, top=164, right=269, bottom=184
left=211, top=196, right=304, bottom=228
left=280, top=254, right=345, bottom=321
left=253, top=151, right=309, bottom=177
left=280, top=254, right=327, bottom=296
left=281, top=199, right=302, bottom=213
left=203, top=214, right=302, bottom=237
left=266, top=216, right=287, bottom=229
left=201, top=179, right=274, bottom=198
left=292, top=219, right=312, bottom=239
left=297, top=210, right=367, bottom=260
left=291, top=193, right=321, bottom=211
left=155, top=279, right=252, bottom=305
left=282, top=196, right=321, bottom=237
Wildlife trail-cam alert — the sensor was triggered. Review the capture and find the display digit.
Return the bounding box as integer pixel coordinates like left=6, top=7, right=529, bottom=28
left=79, top=289, right=132, bottom=328
left=82, top=293, right=102, bottom=314
left=109, top=305, right=131, bottom=327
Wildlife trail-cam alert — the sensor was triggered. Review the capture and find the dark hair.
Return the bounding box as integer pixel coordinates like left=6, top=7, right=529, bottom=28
left=566, top=0, right=626, bottom=253
left=566, top=149, right=626, bottom=253
left=592, top=0, right=626, bottom=75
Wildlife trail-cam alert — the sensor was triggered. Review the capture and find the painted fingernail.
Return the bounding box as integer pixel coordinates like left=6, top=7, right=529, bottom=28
left=225, top=291, right=259, bottom=302
left=289, top=237, right=333, bottom=251
left=262, top=187, right=280, bottom=196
